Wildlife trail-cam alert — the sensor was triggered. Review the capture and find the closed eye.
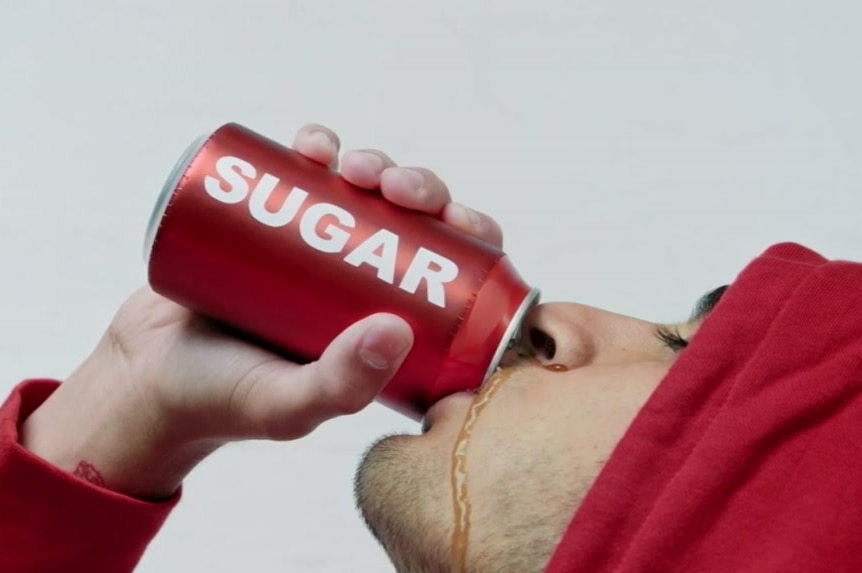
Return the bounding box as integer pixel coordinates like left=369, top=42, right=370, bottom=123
left=655, top=326, right=689, bottom=352
left=656, top=285, right=729, bottom=352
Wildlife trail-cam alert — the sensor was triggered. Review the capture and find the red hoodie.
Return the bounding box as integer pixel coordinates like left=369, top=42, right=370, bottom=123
left=546, top=243, right=862, bottom=572
left=2, top=243, right=861, bottom=572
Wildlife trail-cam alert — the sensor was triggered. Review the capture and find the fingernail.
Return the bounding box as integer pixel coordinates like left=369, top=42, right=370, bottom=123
left=450, top=201, right=482, bottom=232
left=464, top=205, right=482, bottom=231
left=308, top=131, right=337, bottom=155
left=359, top=325, right=412, bottom=370
left=393, top=168, right=425, bottom=193
left=358, top=151, right=384, bottom=174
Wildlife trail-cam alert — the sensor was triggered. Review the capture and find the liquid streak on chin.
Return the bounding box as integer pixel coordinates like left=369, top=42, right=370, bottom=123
left=448, top=360, right=567, bottom=572
left=449, top=368, right=514, bottom=573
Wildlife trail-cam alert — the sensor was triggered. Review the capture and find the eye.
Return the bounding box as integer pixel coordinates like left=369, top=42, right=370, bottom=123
left=655, top=326, right=688, bottom=352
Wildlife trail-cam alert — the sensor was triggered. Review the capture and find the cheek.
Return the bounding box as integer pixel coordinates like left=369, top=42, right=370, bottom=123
left=471, top=362, right=670, bottom=453
left=464, top=363, right=669, bottom=540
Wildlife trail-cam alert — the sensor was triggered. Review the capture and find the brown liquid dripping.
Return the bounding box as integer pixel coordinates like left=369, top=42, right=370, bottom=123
left=449, top=369, right=512, bottom=573
left=449, top=362, right=568, bottom=571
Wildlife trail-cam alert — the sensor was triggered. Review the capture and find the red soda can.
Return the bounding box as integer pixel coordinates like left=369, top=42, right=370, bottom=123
left=145, top=123, right=539, bottom=419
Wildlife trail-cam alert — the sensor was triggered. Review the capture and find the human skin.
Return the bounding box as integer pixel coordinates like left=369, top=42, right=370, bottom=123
left=355, top=298, right=722, bottom=573
left=19, top=124, right=503, bottom=499
left=18, top=124, right=718, bottom=573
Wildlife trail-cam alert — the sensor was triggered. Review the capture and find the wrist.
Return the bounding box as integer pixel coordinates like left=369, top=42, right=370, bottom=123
left=20, top=343, right=222, bottom=499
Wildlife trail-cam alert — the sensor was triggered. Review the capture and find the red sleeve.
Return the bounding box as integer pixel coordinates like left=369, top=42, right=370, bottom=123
left=0, top=380, right=179, bottom=572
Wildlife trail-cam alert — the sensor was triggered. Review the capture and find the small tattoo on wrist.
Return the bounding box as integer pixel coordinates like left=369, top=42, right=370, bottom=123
left=73, top=461, right=106, bottom=487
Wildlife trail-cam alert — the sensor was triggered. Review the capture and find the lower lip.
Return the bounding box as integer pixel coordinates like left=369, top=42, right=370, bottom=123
left=422, top=391, right=476, bottom=432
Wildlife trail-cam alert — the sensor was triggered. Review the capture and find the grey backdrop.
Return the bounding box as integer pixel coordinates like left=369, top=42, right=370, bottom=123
left=1, top=1, right=860, bottom=571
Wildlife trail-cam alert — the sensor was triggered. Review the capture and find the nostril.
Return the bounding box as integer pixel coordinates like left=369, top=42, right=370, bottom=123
left=529, top=328, right=556, bottom=360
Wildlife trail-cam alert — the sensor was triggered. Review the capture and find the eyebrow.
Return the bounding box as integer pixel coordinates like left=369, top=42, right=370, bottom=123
left=689, top=285, right=730, bottom=322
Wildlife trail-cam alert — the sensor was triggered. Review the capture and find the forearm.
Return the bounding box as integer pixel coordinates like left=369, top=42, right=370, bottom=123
left=0, top=380, right=178, bottom=573
left=19, top=342, right=222, bottom=500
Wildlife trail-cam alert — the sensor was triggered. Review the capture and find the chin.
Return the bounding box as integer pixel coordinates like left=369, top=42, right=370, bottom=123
left=354, top=431, right=450, bottom=572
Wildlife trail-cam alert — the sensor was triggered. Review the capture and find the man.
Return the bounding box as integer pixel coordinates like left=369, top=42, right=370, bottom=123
left=2, top=125, right=862, bottom=573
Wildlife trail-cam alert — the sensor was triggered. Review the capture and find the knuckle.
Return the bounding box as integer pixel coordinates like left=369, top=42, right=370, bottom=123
left=263, top=415, right=322, bottom=441
left=325, top=381, right=371, bottom=415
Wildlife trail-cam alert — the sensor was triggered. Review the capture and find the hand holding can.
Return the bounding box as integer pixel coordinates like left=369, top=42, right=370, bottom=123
left=20, top=124, right=533, bottom=501
left=146, top=124, right=539, bottom=419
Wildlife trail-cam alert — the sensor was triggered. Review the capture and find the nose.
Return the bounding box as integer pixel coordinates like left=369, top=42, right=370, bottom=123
left=520, top=303, right=596, bottom=368
left=518, top=302, right=657, bottom=369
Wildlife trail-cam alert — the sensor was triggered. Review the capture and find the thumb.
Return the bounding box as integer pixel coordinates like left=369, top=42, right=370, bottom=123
left=243, top=313, right=414, bottom=440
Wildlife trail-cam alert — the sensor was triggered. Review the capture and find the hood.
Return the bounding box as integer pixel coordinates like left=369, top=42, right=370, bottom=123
left=545, top=243, right=862, bottom=572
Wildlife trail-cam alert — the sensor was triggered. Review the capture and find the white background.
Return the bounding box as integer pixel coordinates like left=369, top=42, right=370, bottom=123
left=1, top=1, right=860, bottom=571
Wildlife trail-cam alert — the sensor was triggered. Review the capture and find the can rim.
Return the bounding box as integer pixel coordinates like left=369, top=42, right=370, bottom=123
left=143, top=132, right=212, bottom=265
left=483, top=286, right=541, bottom=381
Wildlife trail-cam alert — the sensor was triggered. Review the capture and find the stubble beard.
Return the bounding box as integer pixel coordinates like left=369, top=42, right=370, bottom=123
left=354, top=433, right=451, bottom=573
